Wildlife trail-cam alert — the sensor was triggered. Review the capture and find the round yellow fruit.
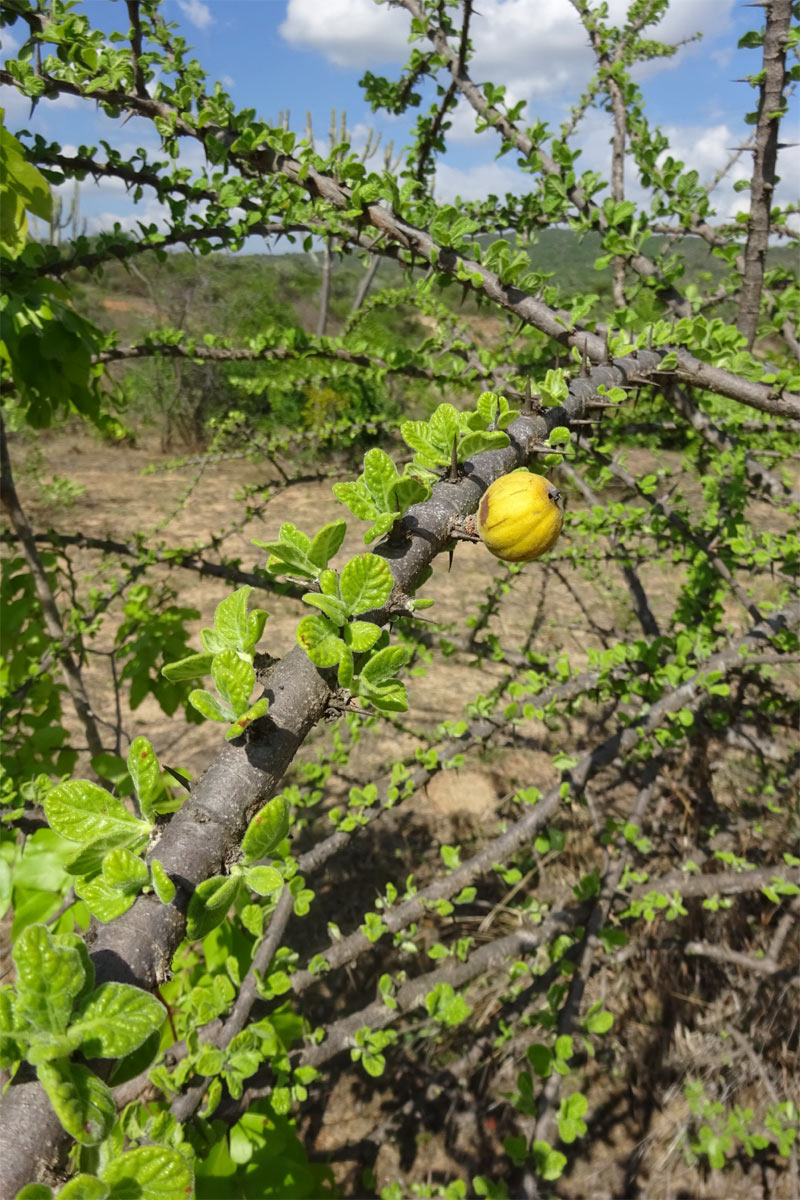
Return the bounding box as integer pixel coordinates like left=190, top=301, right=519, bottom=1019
left=477, top=471, right=563, bottom=562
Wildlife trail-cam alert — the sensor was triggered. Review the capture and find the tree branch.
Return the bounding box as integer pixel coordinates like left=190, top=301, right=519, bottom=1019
left=736, top=0, right=793, bottom=345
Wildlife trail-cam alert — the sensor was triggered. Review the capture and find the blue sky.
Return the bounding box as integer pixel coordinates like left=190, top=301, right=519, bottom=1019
left=1, top=0, right=797, bottom=239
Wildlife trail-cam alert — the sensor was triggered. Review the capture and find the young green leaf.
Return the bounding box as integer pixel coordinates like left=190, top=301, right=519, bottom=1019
left=100, top=1144, right=194, bottom=1198
left=69, top=982, right=164, bottom=1059
left=188, top=688, right=232, bottom=723
left=302, top=592, right=349, bottom=626
left=127, top=737, right=161, bottom=820
left=341, top=620, right=382, bottom=653
left=160, top=652, right=213, bottom=682
left=225, top=697, right=269, bottom=740
left=37, top=1059, right=116, bottom=1146
left=13, top=925, right=85, bottom=1034
left=339, top=554, right=394, bottom=614
left=107, top=1029, right=161, bottom=1089
left=362, top=447, right=396, bottom=509
left=337, top=644, right=355, bottom=690
left=241, top=794, right=291, bottom=862
left=44, top=781, right=150, bottom=847
left=254, top=520, right=340, bottom=579
left=148, top=860, right=175, bottom=905
left=101, top=847, right=149, bottom=895
left=65, top=831, right=149, bottom=879
left=429, top=403, right=460, bottom=449
left=212, top=586, right=264, bottom=655
left=296, top=614, right=344, bottom=667
left=331, top=480, right=378, bottom=522
left=211, top=649, right=257, bottom=716
left=358, top=677, right=409, bottom=712
left=243, top=865, right=284, bottom=896
left=54, top=1175, right=109, bottom=1200
left=308, top=519, right=347, bottom=568
left=74, top=875, right=138, bottom=924
left=359, top=644, right=410, bottom=684
left=186, top=874, right=243, bottom=940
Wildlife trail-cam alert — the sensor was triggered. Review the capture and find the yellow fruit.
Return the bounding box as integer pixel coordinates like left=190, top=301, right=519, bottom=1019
left=477, top=471, right=563, bottom=562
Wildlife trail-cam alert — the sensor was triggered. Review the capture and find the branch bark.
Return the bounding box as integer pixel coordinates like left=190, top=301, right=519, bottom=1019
left=736, top=0, right=793, bottom=346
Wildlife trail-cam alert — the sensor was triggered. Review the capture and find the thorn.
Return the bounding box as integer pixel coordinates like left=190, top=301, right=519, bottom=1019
left=448, top=547, right=455, bottom=572
left=164, top=765, right=191, bottom=793
left=579, top=343, right=590, bottom=377
left=448, top=433, right=459, bottom=483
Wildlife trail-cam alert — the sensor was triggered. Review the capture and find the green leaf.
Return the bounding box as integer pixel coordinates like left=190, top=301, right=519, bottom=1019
left=74, top=876, right=136, bottom=924
left=308, top=519, right=347, bottom=568
left=15, top=1187, right=55, bottom=1200
left=212, top=649, right=256, bottom=716
left=127, top=737, right=161, bottom=818
left=332, top=481, right=378, bottom=521
left=102, top=847, right=149, bottom=895
left=362, top=447, right=397, bottom=508
left=400, top=420, right=440, bottom=459
left=363, top=512, right=397, bottom=544
left=424, top=981, right=471, bottom=1026
left=254, top=522, right=318, bottom=577
left=360, top=644, right=410, bottom=684
left=186, top=874, right=243, bottom=940
left=106, top=1027, right=161, bottom=1088
left=337, top=644, right=355, bottom=690
left=65, top=831, right=148, bottom=878
left=0, top=986, right=26, bottom=1068
left=189, top=689, right=228, bottom=725
left=241, top=795, right=291, bottom=862
left=359, top=677, right=409, bottom=712
left=339, top=554, right=394, bottom=615
left=532, top=1139, right=567, bottom=1181
left=44, top=781, right=149, bottom=847
left=302, top=592, right=349, bottom=625
left=225, top=697, right=269, bottom=740
left=243, top=865, right=284, bottom=896
left=150, top=859, right=176, bottom=904
left=54, top=1175, right=109, bottom=1200
left=457, top=430, right=509, bottom=458
left=429, top=403, right=460, bottom=449
left=13, top=925, right=84, bottom=1034
left=51, top=933, right=95, bottom=1005
left=0, top=125, right=52, bottom=258
left=100, top=1145, right=193, bottom=1199
left=37, top=1059, right=115, bottom=1146
left=342, top=620, right=382, bottom=653
left=213, top=586, right=251, bottom=651
left=296, top=614, right=344, bottom=667
left=69, top=982, right=164, bottom=1058
left=160, top=652, right=214, bottom=682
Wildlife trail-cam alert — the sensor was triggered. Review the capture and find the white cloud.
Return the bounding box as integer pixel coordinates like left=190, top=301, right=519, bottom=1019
left=433, top=160, right=526, bottom=204
left=177, top=0, right=214, bottom=31
left=0, top=27, right=20, bottom=55
left=658, top=122, right=800, bottom=223
left=463, top=0, right=736, bottom=106
left=280, top=0, right=411, bottom=68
